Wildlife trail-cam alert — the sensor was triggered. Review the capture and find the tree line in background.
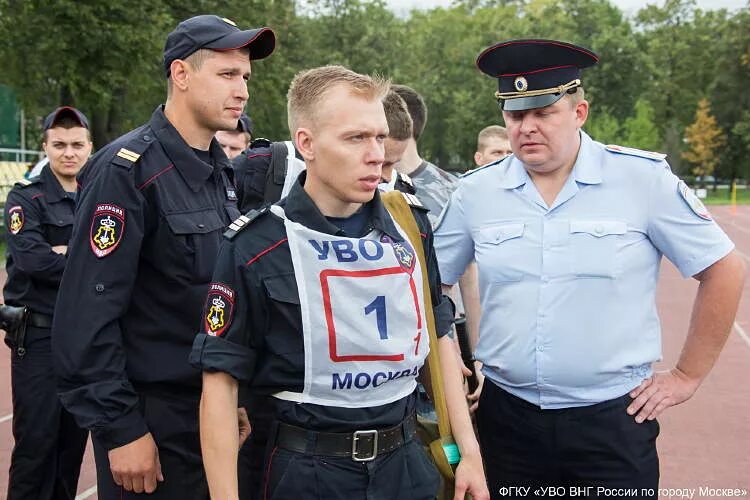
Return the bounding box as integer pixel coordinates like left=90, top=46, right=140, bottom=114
left=1, top=0, right=748, bottom=182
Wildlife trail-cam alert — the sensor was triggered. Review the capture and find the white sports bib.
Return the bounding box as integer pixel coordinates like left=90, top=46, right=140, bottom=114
left=271, top=205, right=429, bottom=407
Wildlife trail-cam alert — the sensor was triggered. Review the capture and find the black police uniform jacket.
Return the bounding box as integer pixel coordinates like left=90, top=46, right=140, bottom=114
left=52, top=106, right=240, bottom=450
left=3, top=165, right=76, bottom=317
left=190, top=176, right=454, bottom=430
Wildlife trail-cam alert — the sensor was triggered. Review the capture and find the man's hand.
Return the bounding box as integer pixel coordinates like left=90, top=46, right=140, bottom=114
left=453, top=452, right=490, bottom=500
left=466, top=361, right=485, bottom=414
left=238, top=407, right=251, bottom=447
left=108, top=432, right=164, bottom=493
left=627, top=368, right=701, bottom=423
left=51, top=245, right=68, bottom=255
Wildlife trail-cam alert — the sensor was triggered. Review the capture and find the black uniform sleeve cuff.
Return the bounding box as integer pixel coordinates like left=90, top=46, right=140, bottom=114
left=433, top=295, right=456, bottom=338
left=189, top=333, right=257, bottom=382
left=92, top=405, right=150, bottom=450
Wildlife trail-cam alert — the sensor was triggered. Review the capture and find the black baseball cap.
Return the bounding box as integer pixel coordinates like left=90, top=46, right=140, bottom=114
left=476, top=39, right=598, bottom=111
left=237, top=113, right=253, bottom=134
left=43, top=106, right=89, bottom=131
left=163, top=15, right=276, bottom=76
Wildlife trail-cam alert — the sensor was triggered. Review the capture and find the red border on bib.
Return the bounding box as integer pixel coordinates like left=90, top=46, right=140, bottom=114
left=320, top=267, right=423, bottom=362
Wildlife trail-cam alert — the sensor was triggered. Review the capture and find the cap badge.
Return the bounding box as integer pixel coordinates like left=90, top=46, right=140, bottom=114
left=514, top=76, right=528, bottom=92
left=222, top=17, right=237, bottom=27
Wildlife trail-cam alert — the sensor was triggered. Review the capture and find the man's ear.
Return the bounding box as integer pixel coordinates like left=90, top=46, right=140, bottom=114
left=295, top=128, right=314, bottom=162
left=170, top=59, right=191, bottom=92
left=474, top=151, right=483, bottom=167
left=575, top=99, right=589, bottom=129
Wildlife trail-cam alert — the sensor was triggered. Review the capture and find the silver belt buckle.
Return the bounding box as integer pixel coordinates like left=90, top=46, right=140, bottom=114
left=352, top=429, right=378, bottom=461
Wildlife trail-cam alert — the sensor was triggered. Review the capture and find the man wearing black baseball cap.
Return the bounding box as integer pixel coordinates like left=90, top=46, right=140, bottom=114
left=434, top=39, right=744, bottom=499
left=52, top=15, right=275, bottom=497
left=3, top=105, right=91, bottom=500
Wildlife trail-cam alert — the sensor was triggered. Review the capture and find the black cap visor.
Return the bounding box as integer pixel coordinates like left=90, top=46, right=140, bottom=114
left=205, top=27, right=276, bottom=60
left=43, top=106, right=89, bottom=130
left=501, top=92, right=566, bottom=112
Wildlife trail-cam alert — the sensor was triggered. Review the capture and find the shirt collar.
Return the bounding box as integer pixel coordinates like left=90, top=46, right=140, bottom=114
left=498, top=130, right=602, bottom=189
left=497, top=156, right=530, bottom=189
left=148, top=105, right=226, bottom=192
left=40, top=164, right=70, bottom=202
left=571, top=130, right=602, bottom=185
left=282, top=172, right=403, bottom=241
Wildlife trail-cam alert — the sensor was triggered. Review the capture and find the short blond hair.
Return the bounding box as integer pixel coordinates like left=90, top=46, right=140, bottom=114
left=476, top=125, right=508, bottom=152
left=287, top=65, right=390, bottom=135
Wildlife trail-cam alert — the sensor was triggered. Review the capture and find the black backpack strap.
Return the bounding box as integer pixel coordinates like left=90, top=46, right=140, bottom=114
left=263, top=141, right=289, bottom=204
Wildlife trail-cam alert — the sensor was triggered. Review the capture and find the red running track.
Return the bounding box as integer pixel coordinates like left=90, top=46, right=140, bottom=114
left=0, top=206, right=748, bottom=499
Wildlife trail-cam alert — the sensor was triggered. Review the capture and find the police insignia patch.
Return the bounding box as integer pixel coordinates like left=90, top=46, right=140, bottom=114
left=204, top=283, right=235, bottom=336
left=677, top=180, right=712, bottom=221
left=8, top=206, right=24, bottom=234
left=381, top=234, right=416, bottom=274
left=89, top=204, right=125, bottom=257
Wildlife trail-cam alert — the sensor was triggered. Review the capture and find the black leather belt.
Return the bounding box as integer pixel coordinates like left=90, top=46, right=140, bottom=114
left=28, top=312, right=53, bottom=329
left=274, top=412, right=417, bottom=462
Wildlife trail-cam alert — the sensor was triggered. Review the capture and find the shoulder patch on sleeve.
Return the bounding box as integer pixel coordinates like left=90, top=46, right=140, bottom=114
left=204, top=282, right=235, bottom=336
left=605, top=144, right=667, bottom=161
left=90, top=204, right=126, bottom=257
left=7, top=206, right=24, bottom=234
left=224, top=206, right=269, bottom=240
left=677, top=180, right=712, bottom=221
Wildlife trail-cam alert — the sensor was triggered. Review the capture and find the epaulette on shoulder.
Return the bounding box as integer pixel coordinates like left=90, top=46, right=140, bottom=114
left=460, top=157, right=505, bottom=178
left=605, top=144, right=666, bottom=161
left=399, top=172, right=414, bottom=187
left=402, top=192, right=427, bottom=211
left=14, top=177, right=37, bottom=188
left=111, top=132, right=156, bottom=169
left=224, top=206, right=269, bottom=240
left=249, top=137, right=272, bottom=149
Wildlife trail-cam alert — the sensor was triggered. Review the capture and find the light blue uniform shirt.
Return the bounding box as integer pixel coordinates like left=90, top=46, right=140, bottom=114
left=434, top=131, right=734, bottom=409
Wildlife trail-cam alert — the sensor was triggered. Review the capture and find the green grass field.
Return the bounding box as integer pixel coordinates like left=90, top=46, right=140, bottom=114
left=699, top=186, right=750, bottom=205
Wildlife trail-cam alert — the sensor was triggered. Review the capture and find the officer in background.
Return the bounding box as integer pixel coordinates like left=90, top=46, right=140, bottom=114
left=52, top=15, right=275, bottom=497
left=434, top=39, right=745, bottom=499
left=217, top=113, right=253, bottom=160
left=473, top=125, right=511, bottom=167
left=191, top=65, right=489, bottom=500
left=380, top=89, right=416, bottom=194
left=2, top=106, right=91, bottom=500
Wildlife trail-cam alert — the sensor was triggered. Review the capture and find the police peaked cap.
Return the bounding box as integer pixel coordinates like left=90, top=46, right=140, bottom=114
left=164, top=15, right=276, bottom=76
left=43, top=106, right=89, bottom=130
left=476, top=39, right=598, bottom=111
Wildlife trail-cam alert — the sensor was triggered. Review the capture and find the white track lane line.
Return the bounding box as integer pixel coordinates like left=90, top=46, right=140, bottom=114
left=75, top=485, right=97, bottom=500
left=0, top=413, right=12, bottom=423
left=734, top=321, right=750, bottom=349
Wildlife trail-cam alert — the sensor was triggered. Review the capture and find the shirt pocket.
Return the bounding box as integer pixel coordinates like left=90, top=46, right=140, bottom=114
left=41, top=212, right=73, bottom=246
left=475, top=222, right=525, bottom=282
left=569, top=220, right=627, bottom=278
left=262, top=273, right=302, bottom=355
left=163, top=208, right=225, bottom=283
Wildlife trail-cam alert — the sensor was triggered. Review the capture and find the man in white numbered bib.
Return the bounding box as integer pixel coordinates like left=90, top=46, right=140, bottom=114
left=191, top=66, right=489, bottom=500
